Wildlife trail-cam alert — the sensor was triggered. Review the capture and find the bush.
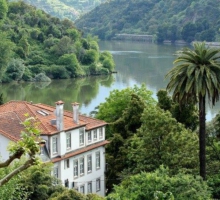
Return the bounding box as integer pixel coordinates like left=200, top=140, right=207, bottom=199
left=58, top=53, right=82, bottom=77
left=82, top=49, right=99, bottom=65
left=46, top=65, right=69, bottom=79
left=102, top=58, right=115, bottom=72
left=107, top=166, right=212, bottom=200
left=5, top=58, right=25, bottom=81
left=33, top=73, right=51, bottom=82
left=99, top=51, right=112, bottom=62
left=22, top=67, right=33, bottom=81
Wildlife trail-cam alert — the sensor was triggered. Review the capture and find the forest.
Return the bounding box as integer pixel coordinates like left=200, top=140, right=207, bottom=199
left=75, top=0, right=220, bottom=43
left=22, top=0, right=106, bottom=21
left=0, top=0, right=115, bottom=83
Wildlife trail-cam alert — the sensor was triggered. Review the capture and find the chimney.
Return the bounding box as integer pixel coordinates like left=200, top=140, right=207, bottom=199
left=55, top=100, right=64, bottom=131
left=72, top=102, right=80, bottom=124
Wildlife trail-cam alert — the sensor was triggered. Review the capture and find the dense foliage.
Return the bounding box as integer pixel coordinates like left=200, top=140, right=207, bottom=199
left=0, top=162, right=104, bottom=200
left=166, top=42, right=220, bottom=180
left=22, top=0, right=106, bottom=21
left=0, top=0, right=115, bottom=83
left=75, top=0, right=220, bottom=43
left=107, top=166, right=212, bottom=200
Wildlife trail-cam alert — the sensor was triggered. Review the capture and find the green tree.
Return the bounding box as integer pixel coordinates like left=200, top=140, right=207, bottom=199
left=5, top=59, right=25, bottom=81
left=0, top=116, right=44, bottom=187
left=96, top=84, right=156, bottom=125
left=157, top=89, right=198, bottom=131
left=0, top=0, right=8, bottom=21
left=166, top=42, right=220, bottom=180
left=0, top=32, right=14, bottom=80
left=107, top=166, right=211, bottom=200
left=125, top=106, right=198, bottom=176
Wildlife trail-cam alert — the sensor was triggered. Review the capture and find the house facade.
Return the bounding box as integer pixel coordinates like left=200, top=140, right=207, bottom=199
left=0, top=100, right=108, bottom=196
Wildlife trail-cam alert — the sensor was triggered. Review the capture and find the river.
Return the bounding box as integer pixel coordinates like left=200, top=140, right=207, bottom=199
left=1, top=40, right=218, bottom=121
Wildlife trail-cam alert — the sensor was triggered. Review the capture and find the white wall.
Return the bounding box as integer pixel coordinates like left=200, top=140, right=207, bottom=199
left=56, top=146, right=106, bottom=196
left=0, top=134, right=11, bottom=161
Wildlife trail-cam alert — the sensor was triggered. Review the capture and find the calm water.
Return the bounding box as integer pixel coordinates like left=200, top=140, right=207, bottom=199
left=1, top=40, right=218, bottom=120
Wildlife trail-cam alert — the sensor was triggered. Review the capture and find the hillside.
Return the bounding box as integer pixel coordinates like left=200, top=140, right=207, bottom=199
left=0, top=1, right=115, bottom=83
left=22, top=0, right=106, bottom=21
left=75, top=0, right=220, bottom=43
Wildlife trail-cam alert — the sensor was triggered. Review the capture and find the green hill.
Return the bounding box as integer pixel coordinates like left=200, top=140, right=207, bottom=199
left=0, top=0, right=115, bottom=83
left=22, top=0, right=106, bottom=21
left=75, top=0, right=220, bottom=43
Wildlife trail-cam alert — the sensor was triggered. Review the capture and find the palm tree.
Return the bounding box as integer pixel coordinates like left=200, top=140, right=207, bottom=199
left=166, top=42, right=220, bottom=180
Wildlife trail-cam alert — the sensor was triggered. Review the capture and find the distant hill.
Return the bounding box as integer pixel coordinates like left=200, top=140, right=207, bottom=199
left=75, top=0, right=220, bottom=43
left=22, top=0, right=106, bottom=21
left=0, top=1, right=115, bottom=83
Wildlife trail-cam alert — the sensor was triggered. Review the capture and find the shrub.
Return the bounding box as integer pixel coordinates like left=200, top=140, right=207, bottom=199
left=5, top=58, right=25, bottom=81
left=33, top=73, right=51, bottom=82
left=82, top=49, right=99, bottom=65
left=102, top=58, right=115, bottom=72
left=107, top=166, right=212, bottom=200
left=47, top=65, right=69, bottom=79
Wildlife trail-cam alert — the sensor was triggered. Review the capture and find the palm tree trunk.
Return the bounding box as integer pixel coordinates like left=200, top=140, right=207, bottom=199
left=199, top=95, right=206, bottom=180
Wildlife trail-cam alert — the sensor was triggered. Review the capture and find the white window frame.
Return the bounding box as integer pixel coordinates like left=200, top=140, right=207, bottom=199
left=66, top=132, right=71, bottom=149
left=88, top=182, right=92, bottom=193
left=52, top=136, right=58, bottom=154
left=93, top=129, right=97, bottom=141
left=73, top=159, right=78, bottom=178
left=79, top=128, right=84, bottom=145
left=87, top=155, right=92, bottom=173
left=80, top=185, right=85, bottom=194
left=64, top=159, right=70, bottom=169
left=99, top=127, right=103, bottom=139
left=79, top=157, right=84, bottom=175
left=53, top=166, right=59, bottom=179
left=96, top=178, right=101, bottom=192
left=88, top=131, right=92, bottom=143
left=96, top=151, right=100, bottom=169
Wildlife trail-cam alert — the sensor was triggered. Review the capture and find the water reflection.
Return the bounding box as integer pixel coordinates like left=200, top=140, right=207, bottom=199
left=0, top=75, right=114, bottom=113
left=1, top=41, right=219, bottom=121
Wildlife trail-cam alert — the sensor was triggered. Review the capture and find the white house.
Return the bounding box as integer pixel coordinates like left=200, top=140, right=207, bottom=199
left=0, top=100, right=109, bottom=196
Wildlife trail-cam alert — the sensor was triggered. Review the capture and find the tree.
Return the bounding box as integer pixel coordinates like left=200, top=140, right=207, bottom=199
left=0, top=32, right=14, bottom=80
left=107, top=166, right=211, bottom=200
left=157, top=89, right=198, bottom=131
left=125, top=106, right=198, bottom=176
left=96, top=84, right=156, bottom=124
left=166, top=42, right=220, bottom=180
left=5, top=59, right=25, bottom=81
left=0, top=0, right=8, bottom=21
left=0, top=116, right=44, bottom=187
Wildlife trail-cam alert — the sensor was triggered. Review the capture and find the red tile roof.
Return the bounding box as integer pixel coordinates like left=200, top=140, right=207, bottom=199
left=0, top=101, right=107, bottom=141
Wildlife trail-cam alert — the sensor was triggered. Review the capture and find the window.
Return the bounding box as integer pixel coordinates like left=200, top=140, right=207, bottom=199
left=88, top=131, right=92, bottom=143
left=93, top=129, right=97, bottom=140
left=53, top=166, right=58, bottom=178
left=80, top=185, right=85, bottom=194
left=79, top=157, right=84, bottom=175
left=64, top=159, right=70, bottom=169
left=73, top=159, right=78, bottom=177
left=65, top=179, right=69, bottom=188
left=66, top=132, right=71, bottom=149
left=79, top=128, right=84, bottom=145
left=88, top=182, right=92, bottom=193
left=96, top=151, right=100, bottom=169
left=52, top=136, right=58, bottom=154
left=87, top=155, right=92, bottom=172
left=96, top=178, right=101, bottom=192
left=99, top=127, right=103, bottom=139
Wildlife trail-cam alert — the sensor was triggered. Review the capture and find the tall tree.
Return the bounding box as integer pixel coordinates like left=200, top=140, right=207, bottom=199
left=166, top=42, right=220, bottom=180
